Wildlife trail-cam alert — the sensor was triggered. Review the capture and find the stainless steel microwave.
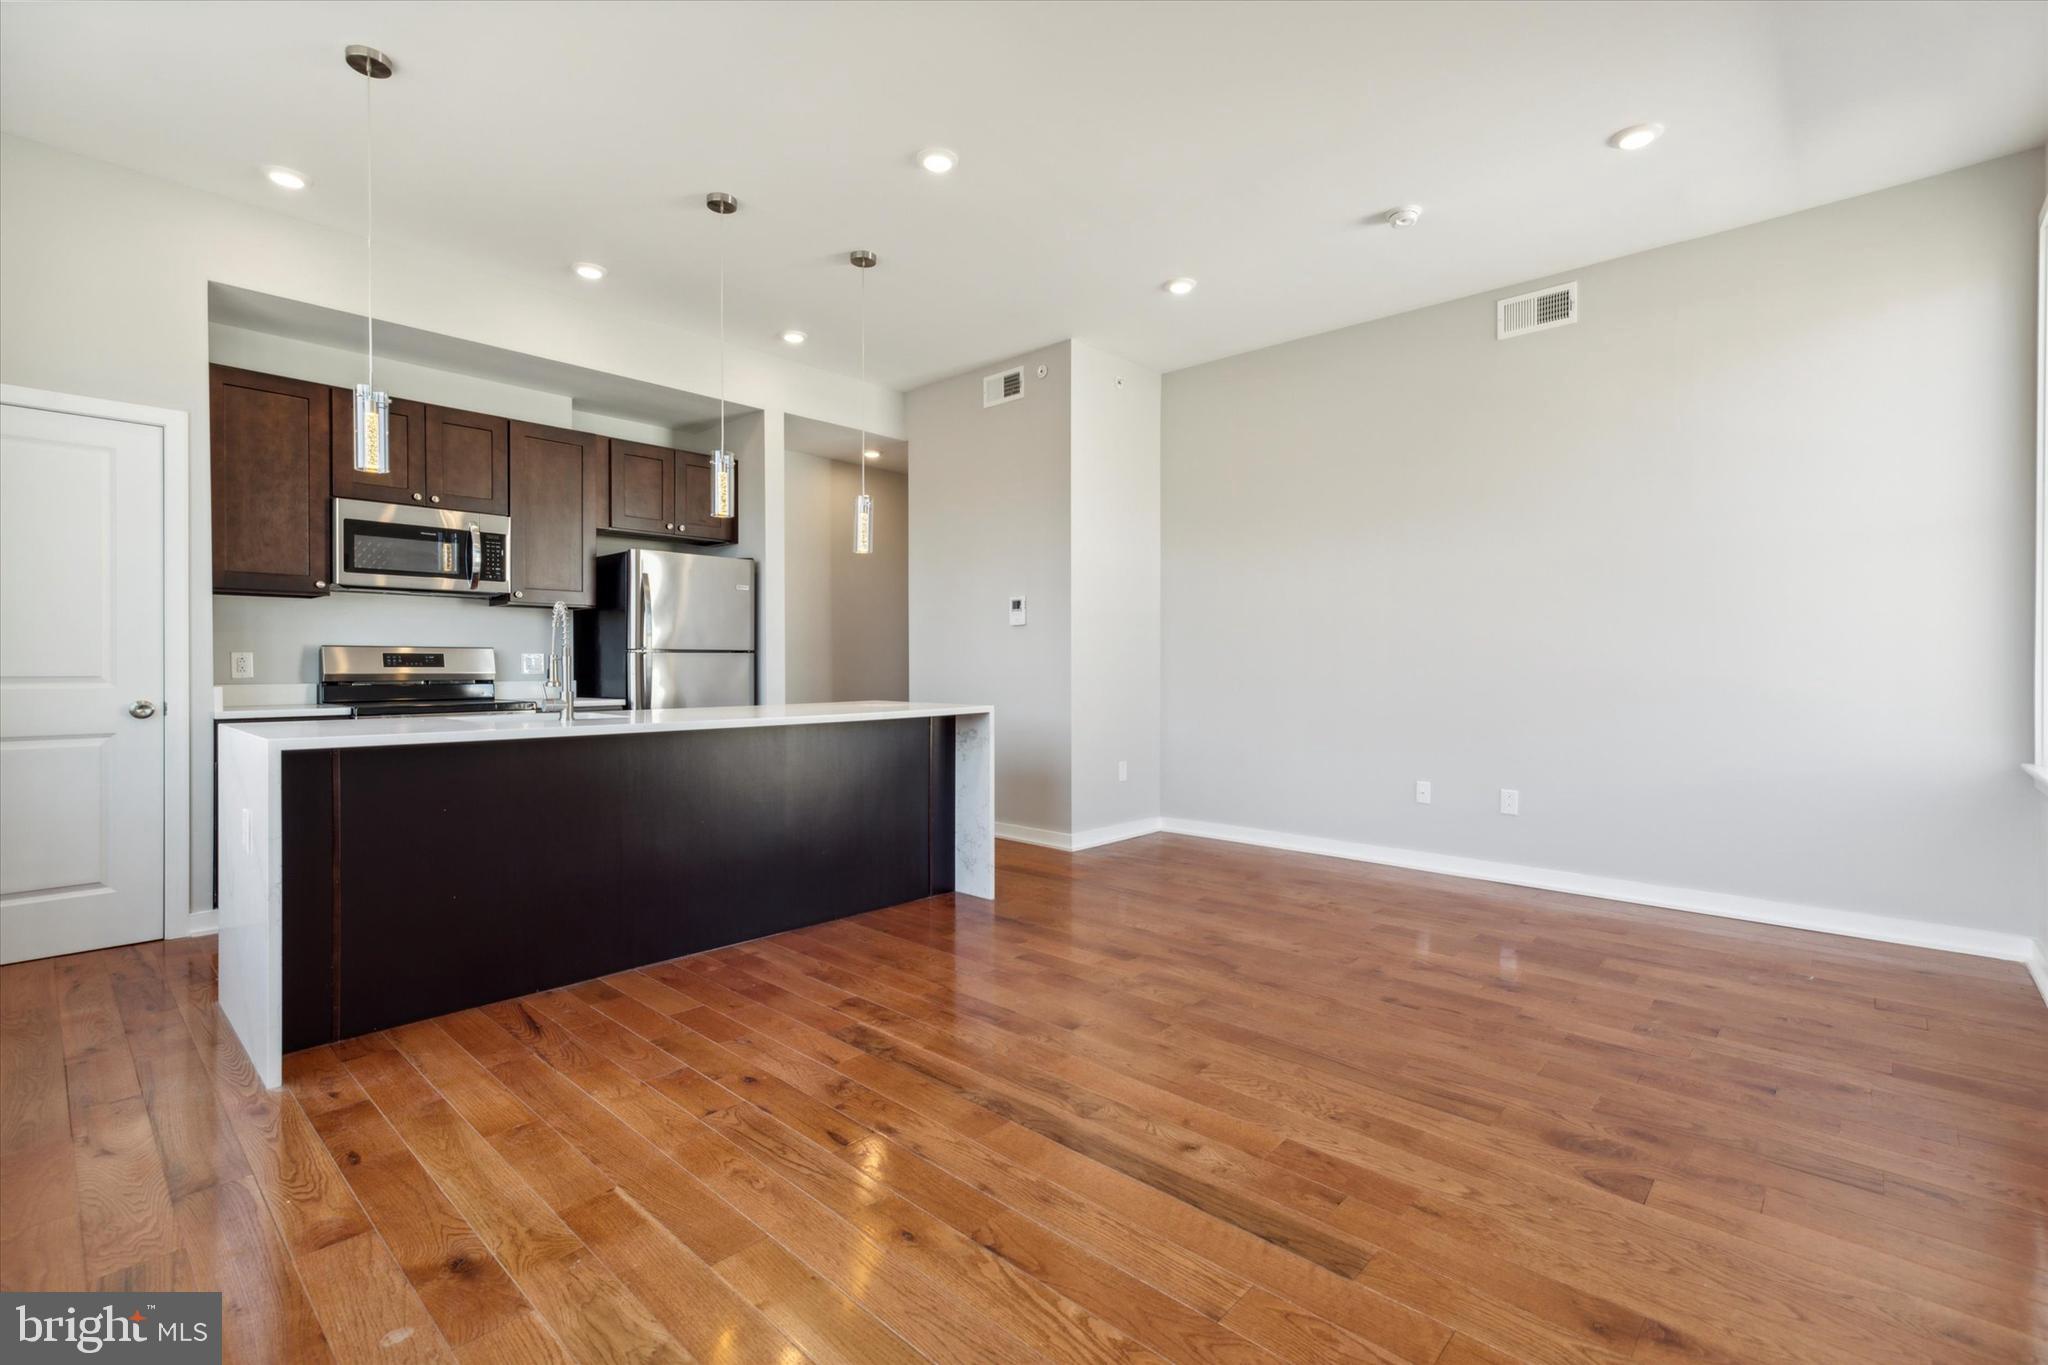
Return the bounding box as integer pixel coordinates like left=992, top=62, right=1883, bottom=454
left=331, top=498, right=511, bottom=596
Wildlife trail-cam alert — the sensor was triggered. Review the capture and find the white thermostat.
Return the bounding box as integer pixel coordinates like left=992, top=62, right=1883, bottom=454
left=1009, top=595, right=1027, bottom=626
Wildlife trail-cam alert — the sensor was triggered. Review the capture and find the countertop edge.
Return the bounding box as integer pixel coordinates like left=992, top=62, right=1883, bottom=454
left=216, top=702, right=994, bottom=752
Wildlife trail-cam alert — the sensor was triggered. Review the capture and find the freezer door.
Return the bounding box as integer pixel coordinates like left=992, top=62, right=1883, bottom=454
left=631, top=550, right=756, bottom=652
left=630, top=651, right=756, bottom=709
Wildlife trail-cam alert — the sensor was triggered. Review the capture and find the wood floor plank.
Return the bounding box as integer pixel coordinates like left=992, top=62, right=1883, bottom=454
left=173, top=1175, right=333, bottom=1365
left=2, top=836, right=2043, bottom=1364
left=283, top=1049, right=535, bottom=1350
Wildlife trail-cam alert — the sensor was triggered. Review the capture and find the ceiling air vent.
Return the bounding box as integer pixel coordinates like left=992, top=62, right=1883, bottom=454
left=983, top=367, right=1025, bottom=407
left=1497, top=281, right=1578, bottom=340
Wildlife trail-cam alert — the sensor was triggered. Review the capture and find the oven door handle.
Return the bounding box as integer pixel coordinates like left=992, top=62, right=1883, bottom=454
left=469, top=524, right=482, bottom=591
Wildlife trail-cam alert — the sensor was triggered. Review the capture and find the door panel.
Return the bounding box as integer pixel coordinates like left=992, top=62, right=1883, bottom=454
left=635, top=551, right=755, bottom=651
left=330, top=388, right=426, bottom=505
left=0, top=403, right=165, bottom=963
left=507, top=421, right=604, bottom=607
left=608, top=440, right=673, bottom=534
left=423, top=406, right=509, bottom=514
left=636, top=652, right=755, bottom=709
left=209, top=365, right=329, bottom=595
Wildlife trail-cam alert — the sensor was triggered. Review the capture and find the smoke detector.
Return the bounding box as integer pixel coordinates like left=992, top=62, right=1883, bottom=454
left=1386, top=205, right=1423, bottom=229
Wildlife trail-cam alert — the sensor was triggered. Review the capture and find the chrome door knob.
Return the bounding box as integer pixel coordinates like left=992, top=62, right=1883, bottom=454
left=128, top=700, right=157, bottom=719
left=430, top=494, right=441, bottom=504
left=411, top=492, right=423, bottom=502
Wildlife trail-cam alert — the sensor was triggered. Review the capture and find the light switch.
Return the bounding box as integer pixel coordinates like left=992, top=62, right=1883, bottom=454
left=1009, top=595, right=1027, bottom=627
left=521, top=653, right=547, bottom=675
left=230, top=651, right=255, bottom=679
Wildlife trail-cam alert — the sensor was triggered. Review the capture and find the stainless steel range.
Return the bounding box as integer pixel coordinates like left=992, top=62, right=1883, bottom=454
left=317, top=646, right=540, bottom=717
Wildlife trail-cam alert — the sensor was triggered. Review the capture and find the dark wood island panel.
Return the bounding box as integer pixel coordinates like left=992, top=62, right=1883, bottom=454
left=280, top=716, right=956, bottom=1051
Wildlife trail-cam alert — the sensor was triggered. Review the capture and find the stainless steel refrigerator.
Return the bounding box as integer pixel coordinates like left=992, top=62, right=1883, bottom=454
left=577, top=550, right=756, bottom=708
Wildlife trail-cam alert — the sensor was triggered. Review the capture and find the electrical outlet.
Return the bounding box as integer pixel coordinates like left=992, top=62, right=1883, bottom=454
left=521, top=653, right=547, bottom=676
left=230, top=651, right=255, bottom=680
left=1499, top=788, right=1520, bottom=816
left=1414, top=779, right=1431, bottom=805
left=1117, top=760, right=1129, bottom=783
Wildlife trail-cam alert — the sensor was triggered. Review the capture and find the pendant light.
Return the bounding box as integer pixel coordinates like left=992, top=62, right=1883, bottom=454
left=706, top=193, right=738, bottom=520
left=344, top=45, right=395, bottom=476
left=850, top=249, right=877, bottom=555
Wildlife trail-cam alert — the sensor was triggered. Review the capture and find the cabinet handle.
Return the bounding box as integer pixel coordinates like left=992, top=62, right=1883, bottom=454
left=411, top=492, right=423, bottom=502
left=514, top=590, right=524, bottom=599
left=315, top=579, right=326, bottom=589
left=430, top=494, right=441, bottom=504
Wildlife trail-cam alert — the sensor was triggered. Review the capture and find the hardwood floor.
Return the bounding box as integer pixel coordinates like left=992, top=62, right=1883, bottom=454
left=3, top=833, right=2046, bottom=1363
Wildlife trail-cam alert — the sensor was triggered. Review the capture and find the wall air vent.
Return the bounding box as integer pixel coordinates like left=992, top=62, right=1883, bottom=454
left=1497, top=281, right=1578, bottom=340
left=983, top=367, right=1025, bottom=407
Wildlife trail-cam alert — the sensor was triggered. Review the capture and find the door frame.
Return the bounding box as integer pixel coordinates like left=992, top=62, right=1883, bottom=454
left=1, top=383, right=192, bottom=944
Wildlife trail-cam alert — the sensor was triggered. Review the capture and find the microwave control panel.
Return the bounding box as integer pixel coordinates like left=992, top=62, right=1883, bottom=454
left=479, top=532, right=508, bottom=583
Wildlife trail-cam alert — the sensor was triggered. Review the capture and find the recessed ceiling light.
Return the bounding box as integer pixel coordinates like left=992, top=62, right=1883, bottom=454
left=918, top=147, right=958, bottom=175
left=1387, top=205, right=1423, bottom=228
left=1608, top=122, right=1664, bottom=152
left=572, top=262, right=606, bottom=281
left=781, top=329, right=808, bottom=345
left=264, top=166, right=309, bottom=190
left=863, top=448, right=882, bottom=460
left=1164, top=277, right=1197, bottom=296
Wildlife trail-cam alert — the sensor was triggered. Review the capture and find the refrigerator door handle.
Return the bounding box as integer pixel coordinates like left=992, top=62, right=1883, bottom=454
left=636, top=650, right=651, bottom=710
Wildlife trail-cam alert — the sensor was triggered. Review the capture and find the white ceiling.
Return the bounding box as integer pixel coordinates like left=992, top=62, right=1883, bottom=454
left=785, top=414, right=910, bottom=474
left=5, top=1, right=2044, bottom=390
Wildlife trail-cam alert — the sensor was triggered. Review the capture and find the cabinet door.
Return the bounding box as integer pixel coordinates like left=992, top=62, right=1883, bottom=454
left=329, top=388, right=426, bottom=504
left=422, top=405, right=510, bottom=514
left=675, top=449, right=738, bottom=543
left=608, top=440, right=674, bottom=534
left=210, top=365, right=331, bottom=595
left=505, top=422, right=605, bottom=608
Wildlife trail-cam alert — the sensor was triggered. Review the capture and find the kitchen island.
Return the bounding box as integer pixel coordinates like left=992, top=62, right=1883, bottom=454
left=217, top=701, right=993, bottom=1087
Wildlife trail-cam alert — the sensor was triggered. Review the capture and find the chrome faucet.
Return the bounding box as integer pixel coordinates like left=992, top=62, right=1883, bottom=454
left=546, top=601, right=576, bottom=724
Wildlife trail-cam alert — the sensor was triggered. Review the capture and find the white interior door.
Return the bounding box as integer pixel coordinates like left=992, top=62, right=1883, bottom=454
left=0, top=402, right=165, bottom=963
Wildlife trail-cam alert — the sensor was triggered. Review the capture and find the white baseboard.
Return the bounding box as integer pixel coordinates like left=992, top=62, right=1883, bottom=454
left=2028, top=941, right=2048, bottom=1008
left=1157, top=816, right=2041, bottom=967
left=995, top=817, right=1164, bottom=853
left=183, top=907, right=218, bottom=939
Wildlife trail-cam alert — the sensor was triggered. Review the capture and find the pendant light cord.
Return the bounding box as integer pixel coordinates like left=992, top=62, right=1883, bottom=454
left=718, top=224, right=726, bottom=458
left=363, top=58, right=374, bottom=392
left=858, top=264, right=867, bottom=499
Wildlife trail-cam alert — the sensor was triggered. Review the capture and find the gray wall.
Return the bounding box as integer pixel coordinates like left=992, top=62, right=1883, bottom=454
left=1162, top=150, right=2046, bottom=938
left=1070, top=341, right=1163, bottom=832
left=782, top=449, right=908, bottom=703
left=909, top=342, right=1074, bottom=832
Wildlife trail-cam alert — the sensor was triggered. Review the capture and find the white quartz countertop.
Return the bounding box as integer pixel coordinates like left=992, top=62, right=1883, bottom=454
left=217, top=700, right=993, bottom=751
left=212, top=697, right=628, bottom=721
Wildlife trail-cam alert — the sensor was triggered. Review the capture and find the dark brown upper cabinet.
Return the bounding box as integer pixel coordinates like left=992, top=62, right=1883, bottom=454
left=210, top=365, right=331, bottom=596
left=329, top=388, right=426, bottom=505
left=505, top=422, right=606, bottom=608
left=607, top=440, right=674, bottom=535
left=603, top=441, right=736, bottom=545
left=330, top=394, right=508, bottom=515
